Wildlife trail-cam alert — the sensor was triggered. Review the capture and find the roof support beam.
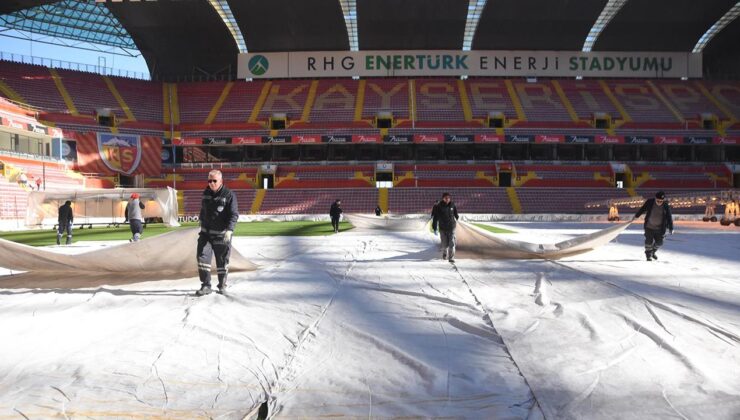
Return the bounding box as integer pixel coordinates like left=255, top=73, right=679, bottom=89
left=338, top=0, right=358, bottom=51
left=207, top=0, right=248, bottom=52
left=462, top=0, right=487, bottom=51
left=582, top=0, right=628, bottom=52
left=693, top=1, right=740, bottom=53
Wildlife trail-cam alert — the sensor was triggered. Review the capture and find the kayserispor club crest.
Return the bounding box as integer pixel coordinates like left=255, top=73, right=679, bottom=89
left=97, top=133, right=142, bottom=175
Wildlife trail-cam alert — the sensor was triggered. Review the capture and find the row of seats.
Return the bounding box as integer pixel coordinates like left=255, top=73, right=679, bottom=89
left=3, top=61, right=739, bottom=128
left=180, top=187, right=731, bottom=215
left=1, top=155, right=84, bottom=189
left=143, top=163, right=731, bottom=190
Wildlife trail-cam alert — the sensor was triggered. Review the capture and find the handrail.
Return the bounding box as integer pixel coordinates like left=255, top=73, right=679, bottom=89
left=0, top=52, right=150, bottom=80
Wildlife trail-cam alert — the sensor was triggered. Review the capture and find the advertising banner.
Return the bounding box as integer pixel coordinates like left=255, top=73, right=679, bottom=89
left=506, top=135, right=533, bottom=143
left=261, top=136, right=292, bottom=144
left=322, top=135, right=352, bottom=143
left=239, top=51, right=702, bottom=79
left=203, top=137, right=231, bottom=145
left=384, top=135, right=412, bottom=144
left=595, top=135, right=625, bottom=144
left=352, top=134, right=381, bottom=144
left=233, top=136, right=261, bottom=145
left=294, top=135, right=321, bottom=144
left=713, top=137, right=738, bottom=145
left=413, top=134, right=444, bottom=143
left=566, top=135, right=594, bottom=144
left=475, top=134, right=505, bottom=143
left=175, top=138, right=203, bottom=145
left=535, top=135, right=564, bottom=144
left=655, top=136, right=682, bottom=144
left=625, top=136, right=654, bottom=144
left=683, top=136, right=712, bottom=145
left=445, top=134, right=474, bottom=143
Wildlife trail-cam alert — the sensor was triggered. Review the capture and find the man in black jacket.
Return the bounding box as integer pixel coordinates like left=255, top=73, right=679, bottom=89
left=634, top=191, right=674, bottom=261
left=57, top=200, right=74, bottom=245
left=196, top=170, right=239, bottom=296
left=329, top=199, right=343, bottom=233
left=432, top=192, right=459, bottom=262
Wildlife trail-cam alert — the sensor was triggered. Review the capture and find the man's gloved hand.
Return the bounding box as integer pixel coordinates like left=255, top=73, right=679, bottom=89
left=224, top=230, right=233, bottom=242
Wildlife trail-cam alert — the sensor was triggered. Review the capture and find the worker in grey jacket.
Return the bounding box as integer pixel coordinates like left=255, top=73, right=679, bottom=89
left=125, top=193, right=145, bottom=242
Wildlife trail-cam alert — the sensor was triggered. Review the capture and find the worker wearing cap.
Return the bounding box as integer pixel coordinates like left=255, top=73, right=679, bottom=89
left=634, top=191, right=674, bottom=261
left=125, top=192, right=146, bottom=242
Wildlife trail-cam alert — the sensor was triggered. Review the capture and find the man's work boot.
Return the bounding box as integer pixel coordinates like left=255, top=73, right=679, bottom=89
left=195, top=285, right=212, bottom=296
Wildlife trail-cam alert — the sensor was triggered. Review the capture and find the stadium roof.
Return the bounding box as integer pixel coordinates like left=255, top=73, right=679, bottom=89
left=1, top=0, right=739, bottom=80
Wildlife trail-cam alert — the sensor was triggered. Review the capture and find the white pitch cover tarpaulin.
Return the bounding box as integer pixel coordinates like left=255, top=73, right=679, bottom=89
left=344, top=214, right=633, bottom=259
left=26, top=187, right=180, bottom=227
left=455, top=220, right=634, bottom=259
left=0, top=228, right=257, bottom=287
left=344, top=213, right=430, bottom=231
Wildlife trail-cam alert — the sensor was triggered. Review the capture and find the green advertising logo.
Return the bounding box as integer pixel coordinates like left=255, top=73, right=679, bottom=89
left=248, top=55, right=269, bottom=75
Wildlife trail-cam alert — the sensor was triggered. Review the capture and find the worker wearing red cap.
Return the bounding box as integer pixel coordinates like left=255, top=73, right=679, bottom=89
left=124, top=192, right=146, bottom=242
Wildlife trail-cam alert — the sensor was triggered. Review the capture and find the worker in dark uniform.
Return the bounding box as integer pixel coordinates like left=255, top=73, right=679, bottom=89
left=431, top=192, right=459, bottom=263
left=196, top=170, right=239, bottom=296
left=124, top=192, right=146, bottom=242
left=634, top=191, right=674, bottom=261
left=57, top=200, right=74, bottom=245
left=329, top=199, right=343, bottom=233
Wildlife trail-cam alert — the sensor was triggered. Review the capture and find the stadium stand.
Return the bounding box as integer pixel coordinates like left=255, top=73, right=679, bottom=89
left=389, top=187, right=512, bottom=214
left=515, top=164, right=614, bottom=187
left=259, top=188, right=377, bottom=215
left=629, top=164, right=732, bottom=189
left=275, top=165, right=374, bottom=189
left=394, top=164, right=497, bottom=187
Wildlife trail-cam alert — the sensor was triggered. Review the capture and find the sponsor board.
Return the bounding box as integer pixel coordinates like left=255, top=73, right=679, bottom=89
left=535, top=135, right=564, bottom=144
left=713, top=137, right=739, bottom=145
left=233, top=136, right=261, bottom=145
left=626, top=136, right=654, bottom=144
left=352, top=134, right=381, bottom=143
left=683, top=136, right=712, bottom=145
left=445, top=134, right=474, bottom=143
left=566, top=135, right=594, bottom=144
left=175, top=138, right=203, bottom=145
left=655, top=136, right=682, bottom=144
left=384, top=135, right=412, bottom=144
left=321, top=135, right=351, bottom=143
left=506, top=135, right=533, bottom=143
left=238, top=51, right=702, bottom=79
left=29, top=124, right=48, bottom=135
left=204, top=137, right=231, bottom=145
left=413, top=134, right=444, bottom=143
left=595, top=135, right=625, bottom=144
left=261, top=136, right=292, bottom=144
left=294, top=135, right=321, bottom=144
left=475, top=134, right=505, bottom=143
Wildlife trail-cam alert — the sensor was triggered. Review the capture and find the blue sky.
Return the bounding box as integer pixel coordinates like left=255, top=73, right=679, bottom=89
left=0, top=31, right=150, bottom=79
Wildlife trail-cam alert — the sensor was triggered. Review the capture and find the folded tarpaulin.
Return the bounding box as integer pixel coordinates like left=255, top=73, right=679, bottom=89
left=455, top=221, right=633, bottom=260
left=0, top=228, right=257, bottom=276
